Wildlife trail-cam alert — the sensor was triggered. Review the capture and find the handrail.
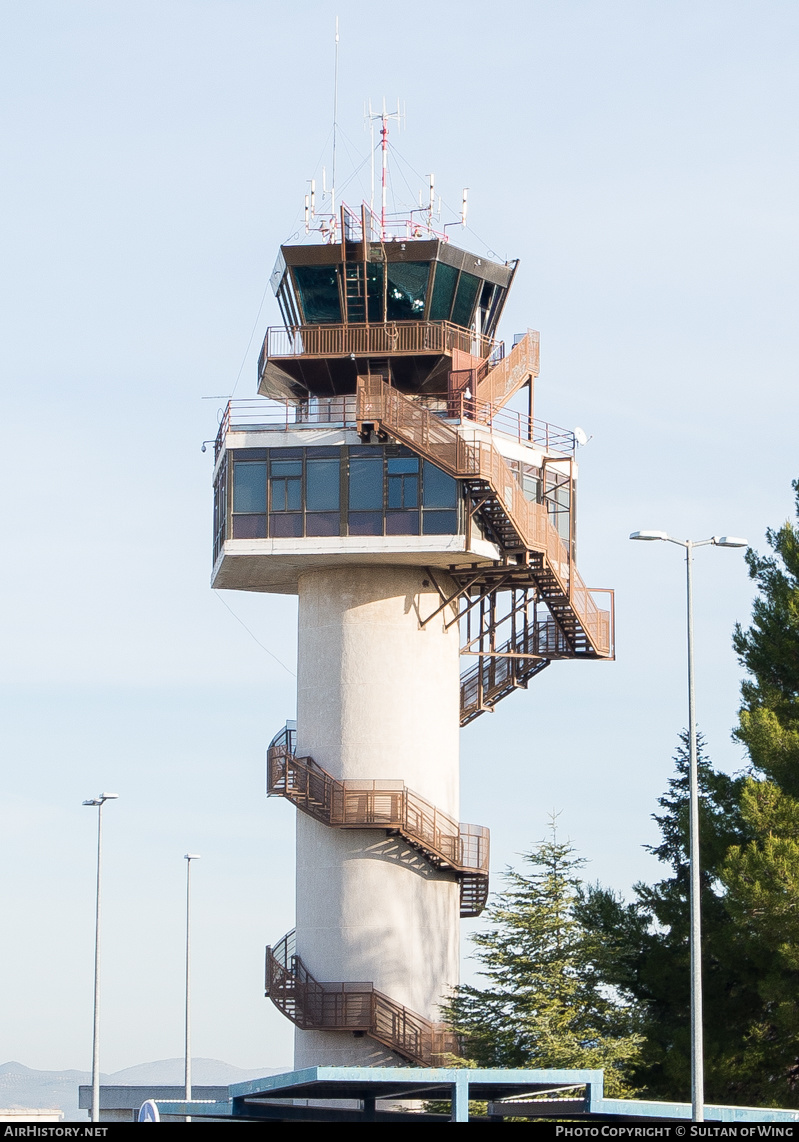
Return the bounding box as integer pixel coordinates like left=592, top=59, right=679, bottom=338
left=265, top=930, right=458, bottom=1066
left=212, top=394, right=574, bottom=460
left=267, top=737, right=489, bottom=917
left=447, top=392, right=575, bottom=455
left=355, top=374, right=613, bottom=658
left=474, top=329, right=540, bottom=410
left=258, top=320, right=499, bottom=377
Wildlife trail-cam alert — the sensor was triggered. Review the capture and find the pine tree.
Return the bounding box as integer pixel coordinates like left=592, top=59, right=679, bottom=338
left=444, top=823, right=642, bottom=1098
left=576, top=733, right=764, bottom=1104
left=731, top=477, right=799, bottom=795
left=718, top=478, right=799, bottom=1104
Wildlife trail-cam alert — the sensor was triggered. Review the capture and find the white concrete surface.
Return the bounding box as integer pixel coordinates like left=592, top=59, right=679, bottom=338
left=293, top=565, right=461, bottom=1068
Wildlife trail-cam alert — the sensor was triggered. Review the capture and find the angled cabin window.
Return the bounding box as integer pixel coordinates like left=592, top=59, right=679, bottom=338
left=478, top=281, right=505, bottom=338
left=292, top=265, right=342, bottom=324
left=366, top=262, right=384, bottom=323
left=385, top=262, right=430, bottom=322
left=451, top=271, right=480, bottom=329
left=428, top=261, right=458, bottom=322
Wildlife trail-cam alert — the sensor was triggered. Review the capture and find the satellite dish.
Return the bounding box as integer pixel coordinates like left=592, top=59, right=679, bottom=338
left=574, top=426, right=589, bottom=447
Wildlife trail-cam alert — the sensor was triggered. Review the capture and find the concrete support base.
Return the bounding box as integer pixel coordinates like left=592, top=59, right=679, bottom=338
left=293, top=565, right=462, bottom=1068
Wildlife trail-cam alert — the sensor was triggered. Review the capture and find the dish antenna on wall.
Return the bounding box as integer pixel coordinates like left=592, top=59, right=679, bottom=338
left=574, top=427, right=591, bottom=447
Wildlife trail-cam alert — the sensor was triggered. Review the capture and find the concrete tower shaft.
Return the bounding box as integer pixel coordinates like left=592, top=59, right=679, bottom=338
left=294, top=565, right=461, bottom=1066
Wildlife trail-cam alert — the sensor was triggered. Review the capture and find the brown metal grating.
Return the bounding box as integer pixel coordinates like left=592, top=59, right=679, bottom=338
left=267, top=735, right=489, bottom=918
left=355, top=373, right=614, bottom=661
left=265, top=930, right=460, bottom=1067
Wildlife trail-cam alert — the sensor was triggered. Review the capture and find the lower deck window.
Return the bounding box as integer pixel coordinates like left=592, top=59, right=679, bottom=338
left=228, top=445, right=461, bottom=542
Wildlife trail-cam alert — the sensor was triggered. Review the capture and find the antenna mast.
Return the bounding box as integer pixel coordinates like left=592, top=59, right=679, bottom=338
left=366, top=99, right=401, bottom=240
left=331, top=17, right=340, bottom=224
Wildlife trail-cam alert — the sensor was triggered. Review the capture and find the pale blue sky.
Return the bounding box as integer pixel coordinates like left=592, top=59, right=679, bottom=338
left=2, top=0, right=797, bottom=1072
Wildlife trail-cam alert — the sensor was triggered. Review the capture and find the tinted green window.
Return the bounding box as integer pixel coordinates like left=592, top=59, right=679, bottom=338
left=366, top=263, right=384, bottom=322
left=422, top=462, right=457, bottom=508
left=428, top=262, right=458, bottom=321
left=233, top=462, right=266, bottom=512
left=349, top=458, right=383, bottom=509
left=293, top=265, right=342, bottom=324
left=385, top=262, right=430, bottom=321
left=307, top=459, right=340, bottom=511
left=451, top=272, right=480, bottom=328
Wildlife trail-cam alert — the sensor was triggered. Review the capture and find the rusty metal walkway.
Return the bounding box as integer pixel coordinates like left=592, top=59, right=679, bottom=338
left=355, top=372, right=614, bottom=662
left=265, top=930, right=458, bottom=1067
left=267, top=725, right=489, bottom=918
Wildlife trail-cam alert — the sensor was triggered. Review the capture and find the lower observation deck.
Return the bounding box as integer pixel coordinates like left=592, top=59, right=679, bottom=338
left=211, top=380, right=613, bottom=722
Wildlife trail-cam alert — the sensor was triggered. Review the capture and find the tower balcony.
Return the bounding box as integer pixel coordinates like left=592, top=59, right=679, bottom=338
left=257, top=320, right=500, bottom=402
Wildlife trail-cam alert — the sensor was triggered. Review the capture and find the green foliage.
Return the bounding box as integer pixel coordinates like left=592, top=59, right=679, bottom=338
left=577, top=733, right=767, bottom=1105
left=718, top=479, right=799, bottom=1103
left=578, top=482, right=799, bottom=1107
left=443, top=823, right=642, bottom=1098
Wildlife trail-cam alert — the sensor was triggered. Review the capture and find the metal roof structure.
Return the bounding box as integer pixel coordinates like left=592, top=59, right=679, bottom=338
left=142, top=1065, right=799, bottom=1123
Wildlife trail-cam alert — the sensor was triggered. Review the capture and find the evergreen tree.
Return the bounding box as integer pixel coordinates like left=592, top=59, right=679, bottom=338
left=718, top=478, right=799, bottom=1103
left=732, top=477, right=799, bottom=794
left=577, top=732, right=765, bottom=1104
left=444, top=823, right=642, bottom=1098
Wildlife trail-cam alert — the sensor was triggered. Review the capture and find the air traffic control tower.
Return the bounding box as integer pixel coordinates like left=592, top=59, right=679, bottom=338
left=211, top=192, right=614, bottom=1069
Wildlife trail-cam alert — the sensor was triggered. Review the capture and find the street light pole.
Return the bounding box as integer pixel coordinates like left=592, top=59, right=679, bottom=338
left=82, top=793, right=119, bottom=1125
left=684, top=539, right=704, bottom=1123
left=184, top=853, right=201, bottom=1107
left=629, top=532, right=747, bottom=1122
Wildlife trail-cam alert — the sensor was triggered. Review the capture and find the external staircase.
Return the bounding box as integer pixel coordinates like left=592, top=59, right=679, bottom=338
left=265, top=930, right=459, bottom=1067
left=267, top=725, right=489, bottom=918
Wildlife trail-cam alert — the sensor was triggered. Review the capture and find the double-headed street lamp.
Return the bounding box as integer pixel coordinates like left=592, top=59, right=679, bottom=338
left=82, top=792, right=119, bottom=1124
left=629, top=532, right=747, bottom=1122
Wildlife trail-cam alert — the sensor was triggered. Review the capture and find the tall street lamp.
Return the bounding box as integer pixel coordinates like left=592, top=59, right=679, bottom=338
left=82, top=793, right=119, bottom=1124
left=629, top=532, right=747, bottom=1122
left=184, top=853, right=201, bottom=1108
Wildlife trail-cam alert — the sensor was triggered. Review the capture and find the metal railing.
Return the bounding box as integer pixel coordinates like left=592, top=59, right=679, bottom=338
left=459, top=617, right=571, bottom=724
left=450, top=329, right=540, bottom=413
left=213, top=393, right=573, bottom=459
left=214, top=397, right=357, bottom=455
left=265, top=930, right=458, bottom=1066
left=447, top=392, right=575, bottom=454
left=355, top=374, right=613, bottom=658
left=267, top=739, right=489, bottom=888
left=258, top=320, right=498, bottom=377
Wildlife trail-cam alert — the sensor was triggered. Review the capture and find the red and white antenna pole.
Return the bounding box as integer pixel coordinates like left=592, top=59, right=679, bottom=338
left=381, top=105, right=388, bottom=240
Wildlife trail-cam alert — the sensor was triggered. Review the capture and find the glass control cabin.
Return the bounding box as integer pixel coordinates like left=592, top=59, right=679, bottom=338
left=260, top=234, right=516, bottom=402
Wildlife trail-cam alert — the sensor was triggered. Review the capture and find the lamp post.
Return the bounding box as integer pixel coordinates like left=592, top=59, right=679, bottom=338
left=82, top=793, right=119, bottom=1124
left=629, top=532, right=747, bottom=1122
left=184, top=853, right=201, bottom=1108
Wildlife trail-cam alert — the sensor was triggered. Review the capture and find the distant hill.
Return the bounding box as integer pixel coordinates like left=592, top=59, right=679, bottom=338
left=0, top=1059, right=287, bottom=1122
